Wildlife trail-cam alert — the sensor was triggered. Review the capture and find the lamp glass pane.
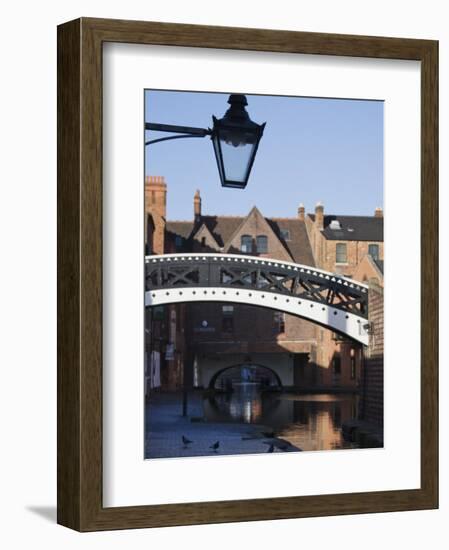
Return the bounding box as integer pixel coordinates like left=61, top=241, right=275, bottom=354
left=220, top=138, right=256, bottom=183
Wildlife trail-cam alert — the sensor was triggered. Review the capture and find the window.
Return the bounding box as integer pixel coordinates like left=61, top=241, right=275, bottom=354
left=201, top=236, right=206, bottom=248
left=241, top=235, right=252, bottom=253
left=222, top=305, right=234, bottom=333
left=333, top=354, right=341, bottom=375
left=274, top=311, right=285, bottom=334
left=280, top=229, right=291, bottom=241
left=368, top=243, right=379, bottom=260
left=256, top=235, right=268, bottom=253
left=336, top=243, right=347, bottom=263
left=350, top=351, right=356, bottom=380
left=175, top=235, right=183, bottom=250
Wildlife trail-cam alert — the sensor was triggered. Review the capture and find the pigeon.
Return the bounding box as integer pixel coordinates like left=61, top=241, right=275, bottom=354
left=209, top=441, right=220, bottom=451
left=182, top=435, right=193, bottom=446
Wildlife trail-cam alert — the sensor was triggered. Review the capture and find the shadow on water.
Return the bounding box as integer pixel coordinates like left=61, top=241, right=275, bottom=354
left=204, top=383, right=359, bottom=452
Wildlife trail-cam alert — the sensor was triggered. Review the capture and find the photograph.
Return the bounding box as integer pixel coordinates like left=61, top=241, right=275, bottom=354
left=53, top=12, right=438, bottom=534
left=143, top=89, right=384, bottom=460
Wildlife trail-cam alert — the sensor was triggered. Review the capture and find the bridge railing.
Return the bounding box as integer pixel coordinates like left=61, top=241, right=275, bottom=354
left=145, top=253, right=368, bottom=318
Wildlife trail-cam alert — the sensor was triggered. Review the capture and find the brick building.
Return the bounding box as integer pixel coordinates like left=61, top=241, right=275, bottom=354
left=144, top=176, right=187, bottom=391
left=145, top=176, right=383, bottom=395
left=304, top=202, right=384, bottom=392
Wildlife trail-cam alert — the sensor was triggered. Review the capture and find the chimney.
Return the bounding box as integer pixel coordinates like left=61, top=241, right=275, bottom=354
left=374, top=207, right=383, bottom=218
left=194, top=189, right=202, bottom=223
left=298, top=203, right=305, bottom=222
left=145, top=175, right=167, bottom=254
left=315, top=201, right=324, bottom=230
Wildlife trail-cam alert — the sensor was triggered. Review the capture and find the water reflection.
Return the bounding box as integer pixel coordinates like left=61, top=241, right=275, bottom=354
left=204, top=384, right=359, bottom=451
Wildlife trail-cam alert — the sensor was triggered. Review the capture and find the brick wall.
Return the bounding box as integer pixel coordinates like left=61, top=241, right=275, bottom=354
left=224, top=207, right=292, bottom=262
left=304, top=212, right=383, bottom=277
left=304, top=211, right=380, bottom=391
left=145, top=175, right=166, bottom=254
left=352, top=254, right=383, bottom=286
left=325, top=240, right=384, bottom=278
left=186, top=205, right=317, bottom=358
left=360, top=282, right=384, bottom=427
left=187, top=302, right=316, bottom=352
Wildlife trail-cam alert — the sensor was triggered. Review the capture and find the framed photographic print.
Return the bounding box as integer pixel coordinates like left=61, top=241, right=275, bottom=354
left=57, top=17, right=438, bottom=531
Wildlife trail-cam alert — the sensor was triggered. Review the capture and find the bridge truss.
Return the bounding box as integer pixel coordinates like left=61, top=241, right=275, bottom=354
left=145, top=253, right=370, bottom=344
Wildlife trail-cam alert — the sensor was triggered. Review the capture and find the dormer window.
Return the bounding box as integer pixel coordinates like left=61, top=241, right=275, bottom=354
left=329, top=220, right=342, bottom=230
left=256, top=235, right=268, bottom=253
left=241, top=235, right=252, bottom=253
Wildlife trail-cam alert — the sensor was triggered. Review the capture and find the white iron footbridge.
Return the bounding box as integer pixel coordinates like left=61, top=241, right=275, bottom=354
left=145, top=253, right=370, bottom=345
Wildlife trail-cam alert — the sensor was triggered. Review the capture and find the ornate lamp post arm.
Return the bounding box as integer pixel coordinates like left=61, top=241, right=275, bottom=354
left=145, top=122, right=212, bottom=146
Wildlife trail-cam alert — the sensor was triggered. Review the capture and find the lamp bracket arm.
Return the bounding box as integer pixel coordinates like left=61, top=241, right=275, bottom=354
left=145, top=122, right=212, bottom=136
left=145, top=134, right=210, bottom=146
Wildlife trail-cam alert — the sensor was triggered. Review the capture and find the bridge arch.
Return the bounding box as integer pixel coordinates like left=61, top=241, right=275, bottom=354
left=145, top=253, right=370, bottom=345
left=208, top=363, right=283, bottom=390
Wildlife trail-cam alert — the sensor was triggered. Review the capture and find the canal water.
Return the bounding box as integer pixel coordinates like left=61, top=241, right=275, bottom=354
left=203, top=383, right=359, bottom=451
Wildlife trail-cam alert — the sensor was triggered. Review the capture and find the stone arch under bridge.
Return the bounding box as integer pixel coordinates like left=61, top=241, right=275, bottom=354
left=145, top=253, right=370, bottom=345
left=208, top=363, right=284, bottom=389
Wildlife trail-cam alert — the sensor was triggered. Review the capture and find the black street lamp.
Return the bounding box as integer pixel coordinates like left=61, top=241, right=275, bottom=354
left=145, top=94, right=265, bottom=189
left=211, top=94, right=266, bottom=189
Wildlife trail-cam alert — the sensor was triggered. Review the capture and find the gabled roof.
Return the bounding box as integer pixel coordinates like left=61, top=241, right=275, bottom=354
left=197, top=216, right=242, bottom=247
left=308, top=214, right=383, bottom=241
left=166, top=216, right=243, bottom=247
left=267, top=218, right=315, bottom=266
left=166, top=211, right=315, bottom=266
left=373, top=258, right=384, bottom=274
left=166, top=220, right=194, bottom=240
left=191, top=222, right=221, bottom=249
left=222, top=206, right=291, bottom=260
left=352, top=253, right=384, bottom=285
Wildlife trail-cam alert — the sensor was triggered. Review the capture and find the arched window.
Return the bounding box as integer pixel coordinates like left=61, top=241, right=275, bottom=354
left=256, top=235, right=268, bottom=253
left=240, top=235, right=252, bottom=253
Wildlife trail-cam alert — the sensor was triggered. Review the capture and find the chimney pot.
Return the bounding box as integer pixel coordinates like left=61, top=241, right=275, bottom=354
left=374, top=207, right=383, bottom=218
left=315, top=201, right=324, bottom=230
left=194, top=189, right=202, bottom=221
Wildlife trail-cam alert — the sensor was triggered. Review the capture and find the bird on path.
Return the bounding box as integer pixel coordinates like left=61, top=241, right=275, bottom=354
left=209, top=441, right=220, bottom=452
left=182, top=435, right=194, bottom=446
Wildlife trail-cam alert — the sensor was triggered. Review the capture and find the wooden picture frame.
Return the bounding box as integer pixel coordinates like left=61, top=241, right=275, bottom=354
left=57, top=17, right=438, bottom=531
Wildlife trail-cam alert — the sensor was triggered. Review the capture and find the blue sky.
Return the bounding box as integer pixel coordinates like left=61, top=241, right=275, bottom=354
left=145, top=90, right=383, bottom=221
